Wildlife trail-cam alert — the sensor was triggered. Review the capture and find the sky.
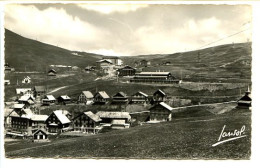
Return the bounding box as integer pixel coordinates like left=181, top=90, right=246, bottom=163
left=4, top=3, right=252, bottom=56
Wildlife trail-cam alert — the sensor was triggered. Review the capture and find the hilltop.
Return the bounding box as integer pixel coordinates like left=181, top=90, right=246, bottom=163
left=4, top=29, right=101, bottom=72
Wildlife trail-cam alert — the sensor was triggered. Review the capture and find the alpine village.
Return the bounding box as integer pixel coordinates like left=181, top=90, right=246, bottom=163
left=3, top=29, right=251, bottom=159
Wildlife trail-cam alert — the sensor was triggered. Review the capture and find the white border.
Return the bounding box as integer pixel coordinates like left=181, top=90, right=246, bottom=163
left=1, top=1, right=260, bottom=168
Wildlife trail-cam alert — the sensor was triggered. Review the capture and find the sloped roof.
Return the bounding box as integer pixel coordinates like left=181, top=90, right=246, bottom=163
left=119, top=65, right=136, bottom=70
left=33, top=129, right=48, bottom=135
left=82, top=91, right=94, bottom=98
left=4, top=108, right=13, bottom=117
left=14, top=104, right=25, bottom=109
left=133, top=91, right=148, bottom=97
left=96, top=59, right=113, bottom=64
left=59, top=95, right=71, bottom=100
left=239, top=95, right=251, bottom=101
left=16, top=88, right=32, bottom=94
left=96, top=91, right=110, bottom=99
left=84, top=111, right=102, bottom=122
left=53, top=110, right=71, bottom=124
left=34, top=86, right=45, bottom=92
left=160, top=102, right=173, bottom=111
left=19, top=95, right=35, bottom=101
left=48, top=69, right=56, bottom=73
left=46, top=95, right=56, bottom=101
left=154, top=89, right=166, bottom=96
left=31, top=115, right=48, bottom=121
left=96, top=111, right=131, bottom=120
left=113, top=92, right=127, bottom=98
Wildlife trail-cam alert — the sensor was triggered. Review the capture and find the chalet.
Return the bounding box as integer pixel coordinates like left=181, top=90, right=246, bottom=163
left=78, top=91, right=94, bottom=105
left=57, top=95, right=71, bottom=105
left=96, top=111, right=131, bottom=129
left=33, top=86, right=46, bottom=97
left=4, top=63, right=15, bottom=73
left=31, top=115, right=48, bottom=131
left=18, top=95, right=35, bottom=108
left=22, top=76, right=31, bottom=84
left=16, top=88, right=32, bottom=96
left=130, top=91, right=149, bottom=104
left=140, top=60, right=151, bottom=67
left=237, top=87, right=252, bottom=109
left=72, top=111, right=102, bottom=134
left=130, top=72, right=180, bottom=84
left=4, top=80, right=10, bottom=85
left=45, top=110, right=72, bottom=133
left=33, top=129, right=48, bottom=142
left=13, top=104, right=25, bottom=114
left=102, top=56, right=123, bottom=66
left=118, top=65, right=136, bottom=76
left=48, top=69, right=57, bottom=76
left=152, top=89, right=167, bottom=104
left=112, top=92, right=128, bottom=104
left=96, top=59, right=113, bottom=69
left=149, top=102, right=173, bottom=122
left=42, top=95, right=56, bottom=106
left=93, top=91, right=110, bottom=104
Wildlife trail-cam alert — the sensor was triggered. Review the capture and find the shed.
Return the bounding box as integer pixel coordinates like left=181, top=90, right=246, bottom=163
left=33, top=129, right=48, bottom=142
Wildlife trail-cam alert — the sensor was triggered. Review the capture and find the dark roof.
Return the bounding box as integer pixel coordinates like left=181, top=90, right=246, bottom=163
left=113, top=92, right=127, bottom=98
left=34, top=86, right=45, bottom=92
left=239, top=95, right=251, bottom=101
left=153, top=89, right=166, bottom=96
left=102, top=56, right=119, bottom=59
left=48, top=69, right=56, bottom=73
left=119, top=65, right=136, bottom=70
left=96, top=111, right=131, bottom=119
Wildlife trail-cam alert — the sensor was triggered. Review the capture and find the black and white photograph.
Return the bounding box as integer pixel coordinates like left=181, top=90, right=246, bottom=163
left=0, top=1, right=257, bottom=162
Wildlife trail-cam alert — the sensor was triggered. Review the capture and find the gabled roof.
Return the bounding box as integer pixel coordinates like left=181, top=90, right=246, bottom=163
left=31, top=115, right=48, bottom=121
left=95, top=91, right=110, bottom=99
left=4, top=108, right=13, bottom=117
left=34, top=86, right=45, bottom=92
left=59, top=95, right=71, bottom=100
left=132, top=91, right=148, bottom=97
left=96, top=111, right=131, bottom=120
left=14, top=104, right=25, bottom=109
left=113, top=92, right=127, bottom=98
left=82, top=91, right=94, bottom=98
left=102, top=56, right=119, bottom=59
left=53, top=110, right=71, bottom=124
left=96, top=59, right=113, bottom=64
left=45, top=95, right=56, bottom=101
left=154, top=89, right=166, bottom=96
left=10, top=109, right=34, bottom=119
left=48, top=69, right=56, bottom=73
left=33, top=129, right=48, bottom=135
left=119, top=65, right=136, bottom=70
left=19, top=95, right=35, bottom=102
left=150, top=102, right=173, bottom=111
left=83, top=111, right=102, bottom=122
left=16, top=88, right=32, bottom=94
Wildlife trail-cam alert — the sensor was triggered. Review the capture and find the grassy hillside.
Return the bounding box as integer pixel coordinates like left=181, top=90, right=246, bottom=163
left=5, top=108, right=251, bottom=159
left=4, top=29, right=101, bottom=72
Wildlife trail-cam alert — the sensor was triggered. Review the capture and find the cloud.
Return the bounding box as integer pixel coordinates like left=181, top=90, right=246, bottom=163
left=76, top=4, right=149, bottom=14
left=4, top=4, right=252, bottom=56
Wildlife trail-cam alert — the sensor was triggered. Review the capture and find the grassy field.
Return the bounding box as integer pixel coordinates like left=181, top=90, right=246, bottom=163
left=5, top=108, right=251, bottom=159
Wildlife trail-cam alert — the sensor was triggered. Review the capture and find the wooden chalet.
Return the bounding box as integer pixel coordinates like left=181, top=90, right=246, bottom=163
left=33, top=129, right=48, bottom=142
left=48, top=69, right=57, bottom=76
left=6, top=109, right=48, bottom=137
left=33, top=86, right=46, bottom=97
left=130, top=72, right=180, bottom=84
left=93, top=91, right=110, bottom=104
left=45, top=110, right=72, bottom=133
left=237, top=87, right=252, bottom=109
left=149, top=102, right=173, bottom=122
left=130, top=91, right=149, bottom=104
left=152, top=89, right=167, bottom=104
left=96, top=111, right=131, bottom=129
left=13, top=103, right=25, bottom=114
left=102, top=56, right=123, bottom=66
left=118, top=65, right=136, bottom=76
left=72, top=111, right=102, bottom=134
left=57, top=95, right=71, bottom=105
left=96, top=59, right=113, bottom=69
left=78, top=91, right=94, bottom=105
left=112, top=92, right=128, bottom=104
left=42, top=95, right=56, bottom=106
left=16, top=88, right=32, bottom=96
left=18, top=95, right=35, bottom=108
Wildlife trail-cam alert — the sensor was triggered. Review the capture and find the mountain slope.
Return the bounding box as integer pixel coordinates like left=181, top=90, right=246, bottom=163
left=4, top=29, right=101, bottom=71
